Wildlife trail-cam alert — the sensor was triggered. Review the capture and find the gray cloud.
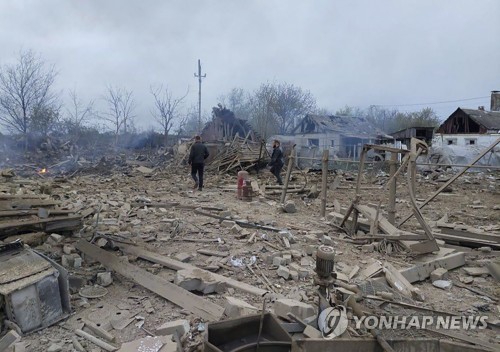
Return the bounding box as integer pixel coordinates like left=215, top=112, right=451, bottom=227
left=1, top=0, right=499, bottom=129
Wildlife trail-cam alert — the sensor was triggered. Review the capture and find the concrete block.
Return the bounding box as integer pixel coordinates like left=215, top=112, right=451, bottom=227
left=97, top=272, right=113, bottom=287
left=273, top=257, right=286, bottom=266
left=221, top=220, right=236, bottom=228
left=47, top=344, right=62, bottom=352
left=289, top=270, right=299, bottom=281
left=155, top=319, right=190, bottom=337
left=175, top=268, right=226, bottom=294
left=282, top=201, right=297, bottom=213
left=321, top=235, right=333, bottom=246
left=63, top=244, right=75, bottom=255
left=173, top=252, right=192, bottom=263
left=430, top=268, right=449, bottom=282
left=277, top=266, right=290, bottom=280
left=305, top=245, right=316, bottom=256
left=274, top=299, right=315, bottom=320
left=362, top=244, right=374, bottom=253
left=304, top=234, right=317, bottom=244
left=282, top=254, right=292, bottom=264
left=303, top=325, right=322, bottom=338
left=290, top=263, right=310, bottom=279
left=224, top=297, right=259, bottom=318
left=231, top=224, right=243, bottom=234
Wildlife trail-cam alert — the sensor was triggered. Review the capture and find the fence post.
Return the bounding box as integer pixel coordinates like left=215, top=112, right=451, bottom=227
left=320, top=149, right=329, bottom=217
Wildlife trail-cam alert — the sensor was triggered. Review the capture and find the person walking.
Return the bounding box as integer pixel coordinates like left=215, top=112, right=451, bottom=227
left=188, top=135, right=209, bottom=191
left=269, top=139, right=284, bottom=185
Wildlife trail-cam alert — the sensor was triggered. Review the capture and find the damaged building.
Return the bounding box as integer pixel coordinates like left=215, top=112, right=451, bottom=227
left=430, top=91, right=500, bottom=167
left=271, top=114, right=392, bottom=167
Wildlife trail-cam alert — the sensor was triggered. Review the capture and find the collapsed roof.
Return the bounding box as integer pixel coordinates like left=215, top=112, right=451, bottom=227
left=293, top=114, right=393, bottom=139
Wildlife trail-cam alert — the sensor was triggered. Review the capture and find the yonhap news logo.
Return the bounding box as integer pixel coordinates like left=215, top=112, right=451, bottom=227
left=353, top=315, right=489, bottom=330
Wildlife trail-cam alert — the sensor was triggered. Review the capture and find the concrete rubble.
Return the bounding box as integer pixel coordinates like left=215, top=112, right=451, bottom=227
left=0, top=140, right=499, bottom=352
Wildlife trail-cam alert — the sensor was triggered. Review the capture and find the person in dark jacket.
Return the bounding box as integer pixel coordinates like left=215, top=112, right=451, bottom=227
left=188, top=135, right=209, bottom=191
left=269, top=139, right=284, bottom=185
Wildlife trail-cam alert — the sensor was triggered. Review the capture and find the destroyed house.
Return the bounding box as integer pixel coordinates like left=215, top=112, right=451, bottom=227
left=287, top=114, right=392, bottom=161
left=390, top=126, right=435, bottom=147
left=201, top=105, right=258, bottom=142
left=434, top=108, right=500, bottom=147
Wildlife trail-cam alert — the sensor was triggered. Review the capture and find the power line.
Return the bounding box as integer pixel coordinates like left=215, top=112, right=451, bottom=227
left=373, top=96, right=489, bottom=108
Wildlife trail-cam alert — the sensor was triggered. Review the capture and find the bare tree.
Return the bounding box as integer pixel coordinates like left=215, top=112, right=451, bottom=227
left=248, top=82, right=316, bottom=136
left=270, top=82, right=316, bottom=134
left=150, top=85, right=188, bottom=145
left=66, top=89, right=94, bottom=130
left=0, top=49, right=58, bottom=148
left=248, top=83, right=279, bottom=140
left=102, top=86, right=136, bottom=145
left=218, top=87, right=251, bottom=120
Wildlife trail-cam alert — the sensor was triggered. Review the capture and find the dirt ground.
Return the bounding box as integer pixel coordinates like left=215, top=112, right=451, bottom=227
left=4, top=163, right=500, bottom=351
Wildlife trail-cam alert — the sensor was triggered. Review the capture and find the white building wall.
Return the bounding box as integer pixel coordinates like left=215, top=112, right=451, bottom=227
left=433, top=133, right=499, bottom=148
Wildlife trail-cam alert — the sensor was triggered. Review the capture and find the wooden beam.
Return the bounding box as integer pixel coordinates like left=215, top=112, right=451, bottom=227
left=281, top=145, right=296, bottom=204
left=75, top=240, right=224, bottom=321
left=320, top=149, right=329, bottom=217
left=118, top=243, right=270, bottom=298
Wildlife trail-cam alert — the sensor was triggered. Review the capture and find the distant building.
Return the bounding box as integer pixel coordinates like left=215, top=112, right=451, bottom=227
left=434, top=107, right=500, bottom=148
left=270, top=114, right=392, bottom=167
left=391, top=126, right=435, bottom=148
left=430, top=91, right=500, bottom=167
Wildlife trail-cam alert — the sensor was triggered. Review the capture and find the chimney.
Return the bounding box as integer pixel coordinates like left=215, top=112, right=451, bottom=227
left=491, top=91, right=500, bottom=111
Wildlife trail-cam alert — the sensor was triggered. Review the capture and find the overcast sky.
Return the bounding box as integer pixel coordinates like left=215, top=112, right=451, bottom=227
left=1, top=0, right=499, bottom=130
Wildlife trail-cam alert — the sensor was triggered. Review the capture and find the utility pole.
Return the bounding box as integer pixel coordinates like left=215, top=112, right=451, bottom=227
left=194, top=59, right=206, bottom=134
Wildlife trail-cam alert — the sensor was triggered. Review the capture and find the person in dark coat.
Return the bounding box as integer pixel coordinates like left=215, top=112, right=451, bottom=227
left=188, top=135, right=209, bottom=191
left=269, top=139, right=284, bottom=185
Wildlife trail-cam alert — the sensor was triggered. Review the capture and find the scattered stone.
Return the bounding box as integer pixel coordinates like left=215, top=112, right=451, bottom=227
left=118, top=335, right=174, bottom=352
left=224, top=297, right=259, bottom=318
left=303, top=325, right=322, bottom=339
left=304, top=234, right=317, bottom=244
left=273, top=257, right=286, bottom=266
left=432, top=280, right=453, bottom=290
left=305, top=245, right=316, bottom=256
left=361, top=244, right=374, bottom=253
left=175, top=268, right=226, bottom=294
left=47, top=233, right=63, bottom=245
left=463, top=267, right=490, bottom=277
left=478, top=247, right=492, bottom=253
left=155, top=319, right=190, bottom=337
left=173, top=252, right=192, bottom=263
left=274, top=299, right=315, bottom=320
left=221, top=220, right=236, bottom=228
left=290, top=263, right=310, bottom=279
left=63, top=244, right=76, bottom=255
left=231, top=224, right=243, bottom=234
left=61, top=254, right=82, bottom=268
left=459, top=276, right=474, bottom=284
left=430, top=268, right=449, bottom=282
left=96, top=272, right=113, bottom=287
left=219, top=211, right=232, bottom=218
left=289, top=270, right=299, bottom=281
left=47, top=344, right=63, bottom=352
left=282, top=201, right=297, bottom=213
left=282, top=254, right=292, bottom=264
left=277, top=266, right=291, bottom=280
left=321, top=235, right=333, bottom=246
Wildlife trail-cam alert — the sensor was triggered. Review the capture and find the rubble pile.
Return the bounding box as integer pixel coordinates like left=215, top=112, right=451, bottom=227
left=0, top=142, right=499, bottom=352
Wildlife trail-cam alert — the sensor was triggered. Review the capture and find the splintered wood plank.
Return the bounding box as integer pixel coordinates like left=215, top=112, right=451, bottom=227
left=0, top=199, right=61, bottom=211
left=0, top=215, right=82, bottom=239
left=118, top=243, right=269, bottom=297
left=75, top=240, right=224, bottom=321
